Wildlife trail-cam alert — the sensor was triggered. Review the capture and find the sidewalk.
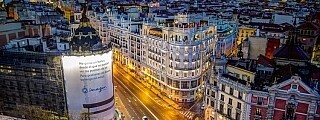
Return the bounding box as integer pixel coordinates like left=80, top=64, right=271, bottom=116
left=143, top=81, right=182, bottom=110
left=114, top=62, right=182, bottom=110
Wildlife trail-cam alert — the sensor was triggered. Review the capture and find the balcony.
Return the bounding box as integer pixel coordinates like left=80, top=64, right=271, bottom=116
left=148, top=56, right=161, bottom=63
left=148, top=49, right=160, bottom=55
left=174, top=66, right=200, bottom=71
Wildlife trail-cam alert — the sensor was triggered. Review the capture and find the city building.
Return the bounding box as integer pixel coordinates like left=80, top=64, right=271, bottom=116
left=265, top=38, right=280, bottom=59
left=237, top=26, right=256, bottom=45
left=212, top=18, right=238, bottom=58
left=63, top=5, right=115, bottom=119
left=0, top=4, right=115, bottom=119
left=85, top=6, right=219, bottom=102
left=297, top=21, right=320, bottom=56
left=0, top=36, right=67, bottom=118
left=311, top=37, right=320, bottom=66
left=204, top=19, right=320, bottom=120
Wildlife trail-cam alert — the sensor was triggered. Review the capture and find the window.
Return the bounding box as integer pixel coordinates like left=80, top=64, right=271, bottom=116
left=228, top=98, right=232, bottom=105
left=191, top=81, right=197, bottom=88
left=220, top=94, right=224, bottom=101
left=206, top=89, right=210, bottom=95
left=256, top=108, right=261, bottom=115
left=230, top=87, right=234, bottom=95
left=175, top=90, right=179, bottom=95
left=234, top=73, right=240, bottom=78
left=219, top=104, right=224, bottom=113
left=236, top=112, right=241, bottom=120
left=227, top=108, right=231, bottom=117
left=214, top=81, right=217, bottom=86
left=176, top=72, right=178, bottom=76
left=181, top=81, right=188, bottom=89
left=257, top=97, right=263, bottom=105
left=211, top=101, right=215, bottom=107
left=182, top=91, right=188, bottom=96
left=211, top=91, right=215, bottom=98
left=237, top=102, right=241, bottom=109
left=221, top=84, right=225, bottom=91
left=184, top=73, right=187, bottom=77
left=238, top=92, right=243, bottom=99
left=291, top=84, right=298, bottom=89
left=242, top=74, right=248, bottom=80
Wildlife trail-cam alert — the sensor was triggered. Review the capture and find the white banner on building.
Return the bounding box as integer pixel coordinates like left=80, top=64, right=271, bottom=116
left=62, top=52, right=114, bottom=120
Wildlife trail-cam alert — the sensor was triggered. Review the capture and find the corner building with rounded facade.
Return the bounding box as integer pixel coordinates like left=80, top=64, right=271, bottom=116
left=140, top=14, right=217, bottom=102
left=87, top=7, right=218, bottom=102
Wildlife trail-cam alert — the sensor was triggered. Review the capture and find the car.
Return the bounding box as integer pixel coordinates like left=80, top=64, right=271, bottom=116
left=142, top=116, right=148, bottom=120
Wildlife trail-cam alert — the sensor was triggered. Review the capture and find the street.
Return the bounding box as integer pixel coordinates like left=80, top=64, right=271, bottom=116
left=114, top=78, right=156, bottom=120
left=113, top=64, right=184, bottom=120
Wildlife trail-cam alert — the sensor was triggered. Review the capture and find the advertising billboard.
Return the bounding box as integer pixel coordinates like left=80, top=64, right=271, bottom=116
left=62, top=51, right=114, bottom=120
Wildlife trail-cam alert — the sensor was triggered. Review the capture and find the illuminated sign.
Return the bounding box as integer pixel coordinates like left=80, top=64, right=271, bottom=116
left=62, top=51, right=115, bottom=120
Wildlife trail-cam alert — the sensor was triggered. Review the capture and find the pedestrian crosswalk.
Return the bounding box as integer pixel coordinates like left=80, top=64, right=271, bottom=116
left=180, top=111, right=195, bottom=120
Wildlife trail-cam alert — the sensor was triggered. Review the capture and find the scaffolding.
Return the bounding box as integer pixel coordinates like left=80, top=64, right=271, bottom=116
left=0, top=50, right=67, bottom=118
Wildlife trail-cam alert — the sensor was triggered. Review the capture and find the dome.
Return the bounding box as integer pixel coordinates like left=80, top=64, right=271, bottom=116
left=71, top=5, right=102, bottom=52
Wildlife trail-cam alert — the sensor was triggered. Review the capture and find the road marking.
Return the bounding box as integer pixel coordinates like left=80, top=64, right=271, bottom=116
left=114, top=67, right=166, bottom=108
left=181, top=111, right=195, bottom=120
left=114, top=75, right=160, bottom=120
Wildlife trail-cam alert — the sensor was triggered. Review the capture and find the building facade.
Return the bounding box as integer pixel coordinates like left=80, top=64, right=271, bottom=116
left=237, top=26, right=256, bottom=45
left=0, top=38, right=67, bottom=118
left=0, top=5, right=115, bottom=119
left=204, top=22, right=320, bottom=120
left=86, top=7, right=221, bottom=102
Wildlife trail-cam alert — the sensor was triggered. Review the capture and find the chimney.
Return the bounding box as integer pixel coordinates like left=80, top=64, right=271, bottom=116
left=256, top=29, right=260, bottom=36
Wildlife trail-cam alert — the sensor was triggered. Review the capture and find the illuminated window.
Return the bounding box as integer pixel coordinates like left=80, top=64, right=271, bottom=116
left=255, top=108, right=261, bottom=115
